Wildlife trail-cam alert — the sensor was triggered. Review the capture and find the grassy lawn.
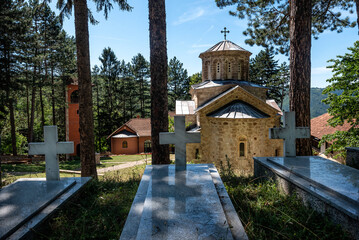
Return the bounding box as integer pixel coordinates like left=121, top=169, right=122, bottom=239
left=0, top=154, right=150, bottom=175
left=101, top=154, right=151, bottom=163
left=28, top=163, right=350, bottom=240
left=2, top=172, right=81, bottom=187
left=34, top=164, right=146, bottom=240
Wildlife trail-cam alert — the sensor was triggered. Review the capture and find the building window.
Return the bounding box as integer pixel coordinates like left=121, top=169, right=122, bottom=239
left=70, top=90, right=79, bottom=103
left=238, top=63, right=241, bottom=79
left=122, top=141, right=128, bottom=148
left=217, top=63, right=220, bottom=73
left=228, top=62, right=231, bottom=72
left=195, top=148, right=200, bottom=159
left=239, top=142, right=245, bottom=157
left=144, top=140, right=151, bottom=153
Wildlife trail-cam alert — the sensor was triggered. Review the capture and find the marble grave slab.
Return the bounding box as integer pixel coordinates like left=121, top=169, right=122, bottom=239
left=268, top=156, right=359, bottom=206
left=0, top=179, right=76, bottom=239
left=121, top=164, right=248, bottom=240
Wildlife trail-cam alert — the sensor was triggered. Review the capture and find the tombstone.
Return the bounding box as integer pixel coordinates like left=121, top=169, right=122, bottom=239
left=269, top=111, right=310, bottom=157
left=121, top=116, right=248, bottom=239
left=159, top=116, right=201, bottom=170
left=28, top=126, right=74, bottom=181
left=1, top=126, right=91, bottom=239
left=254, top=112, right=359, bottom=238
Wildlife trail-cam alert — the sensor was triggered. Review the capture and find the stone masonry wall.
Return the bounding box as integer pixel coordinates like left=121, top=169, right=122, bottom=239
left=195, top=87, right=283, bottom=172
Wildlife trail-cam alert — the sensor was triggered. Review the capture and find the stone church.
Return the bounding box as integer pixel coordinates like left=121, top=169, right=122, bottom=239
left=178, top=39, right=283, bottom=171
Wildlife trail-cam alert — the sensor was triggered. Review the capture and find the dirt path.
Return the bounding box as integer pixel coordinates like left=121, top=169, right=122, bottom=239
left=97, top=159, right=147, bottom=173
left=58, top=159, right=149, bottom=175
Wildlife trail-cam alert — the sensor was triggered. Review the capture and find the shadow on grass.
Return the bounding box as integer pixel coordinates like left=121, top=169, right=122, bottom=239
left=219, top=156, right=350, bottom=240
left=32, top=165, right=146, bottom=240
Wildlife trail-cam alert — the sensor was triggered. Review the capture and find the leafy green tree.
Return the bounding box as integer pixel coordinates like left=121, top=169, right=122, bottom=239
left=189, top=72, right=202, bottom=88
left=321, top=41, right=359, bottom=158
left=168, top=56, right=190, bottom=110
left=215, top=0, right=356, bottom=54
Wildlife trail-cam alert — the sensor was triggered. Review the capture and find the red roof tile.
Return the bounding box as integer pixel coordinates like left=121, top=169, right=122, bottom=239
left=311, top=113, right=352, bottom=139
left=107, top=118, right=151, bottom=139
left=126, top=118, right=151, bottom=137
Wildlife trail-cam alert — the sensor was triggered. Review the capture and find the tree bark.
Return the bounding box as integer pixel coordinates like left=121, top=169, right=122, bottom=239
left=74, top=0, right=97, bottom=178
left=8, top=98, right=17, bottom=156
left=148, top=0, right=170, bottom=164
left=51, top=67, right=56, bottom=125
left=289, top=0, right=312, bottom=156
left=28, top=66, right=37, bottom=143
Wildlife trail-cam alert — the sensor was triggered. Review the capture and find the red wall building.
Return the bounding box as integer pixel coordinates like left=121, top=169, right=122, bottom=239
left=66, top=81, right=80, bottom=155
left=107, top=118, right=152, bottom=155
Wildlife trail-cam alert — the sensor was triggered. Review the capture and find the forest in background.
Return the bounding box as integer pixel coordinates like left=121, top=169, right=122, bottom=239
left=2, top=1, right=336, bottom=156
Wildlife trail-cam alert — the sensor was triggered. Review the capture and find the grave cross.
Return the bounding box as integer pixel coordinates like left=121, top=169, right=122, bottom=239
left=28, top=126, right=74, bottom=181
left=221, top=27, right=230, bottom=40
left=160, top=116, right=201, bottom=171
left=269, top=111, right=310, bottom=157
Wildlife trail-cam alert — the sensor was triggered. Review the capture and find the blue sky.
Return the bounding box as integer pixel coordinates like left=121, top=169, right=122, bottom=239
left=50, top=0, right=358, bottom=88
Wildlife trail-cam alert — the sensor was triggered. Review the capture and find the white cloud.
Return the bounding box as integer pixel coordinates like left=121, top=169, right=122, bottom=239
left=173, top=7, right=205, bottom=25
left=312, top=67, right=332, bottom=75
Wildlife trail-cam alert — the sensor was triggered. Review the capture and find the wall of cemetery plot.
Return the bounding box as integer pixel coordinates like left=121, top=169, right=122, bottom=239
left=198, top=116, right=283, bottom=171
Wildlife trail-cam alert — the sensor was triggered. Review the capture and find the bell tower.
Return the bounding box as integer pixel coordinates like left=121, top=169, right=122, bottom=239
left=66, top=79, right=80, bottom=156
left=199, top=29, right=251, bottom=82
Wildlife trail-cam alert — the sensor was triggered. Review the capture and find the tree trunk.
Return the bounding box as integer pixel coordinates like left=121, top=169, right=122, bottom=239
left=28, top=66, right=37, bottom=143
left=51, top=67, right=56, bottom=125
left=289, top=0, right=312, bottom=156
left=148, top=0, right=170, bottom=164
left=74, top=0, right=97, bottom=178
left=8, top=98, right=17, bottom=156
left=39, top=85, right=45, bottom=128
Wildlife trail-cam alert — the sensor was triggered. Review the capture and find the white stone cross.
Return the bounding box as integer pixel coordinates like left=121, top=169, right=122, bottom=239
left=269, top=111, right=310, bottom=157
left=28, top=126, right=74, bottom=181
left=160, top=116, right=201, bottom=171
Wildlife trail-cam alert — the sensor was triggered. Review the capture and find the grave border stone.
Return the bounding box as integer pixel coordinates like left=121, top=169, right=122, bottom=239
left=254, top=156, right=359, bottom=239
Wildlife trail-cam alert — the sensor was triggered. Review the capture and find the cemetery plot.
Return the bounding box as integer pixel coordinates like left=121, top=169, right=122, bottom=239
left=0, top=179, right=76, bottom=239
left=121, top=164, right=247, bottom=240
left=254, top=156, right=359, bottom=239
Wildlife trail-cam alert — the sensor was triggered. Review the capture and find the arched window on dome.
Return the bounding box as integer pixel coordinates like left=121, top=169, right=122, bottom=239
left=227, top=62, right=232, bottom=79
left=70, top=90, right=79, bottom=103
left=216, top=62, right=220, bottom=79
left=122, top=141, right=128, bottom=148
left=238, top=63, right=242, bottom=80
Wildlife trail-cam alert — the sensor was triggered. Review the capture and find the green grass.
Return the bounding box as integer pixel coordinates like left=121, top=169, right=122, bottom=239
left=2, top=172, right=81, bottom=186
left=219, top=160, right=350, bottom=240
left=101, top=154, right=151, bottom=163
left=33, top=164, right=146, bottom=240
left=0, top=154, right=150, bottom=175
left=2, top=159, right=350, bottom=239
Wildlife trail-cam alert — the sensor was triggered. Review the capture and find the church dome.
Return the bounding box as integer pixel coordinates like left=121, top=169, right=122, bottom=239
left=204, top=40, right=250, bottom=53
left=199, top=39, right=251, bottom=82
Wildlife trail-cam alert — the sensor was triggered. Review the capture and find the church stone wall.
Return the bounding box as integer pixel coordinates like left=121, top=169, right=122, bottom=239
left=198, top=115, right=283, bottom=172
left=194, top=87, right=283, bottom=172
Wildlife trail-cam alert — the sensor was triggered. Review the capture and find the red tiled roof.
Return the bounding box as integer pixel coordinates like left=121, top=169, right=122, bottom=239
left=126, top=118, right=151, bottom=137
left=107, top=118, right=151, bottom=139
left=311, top=113, right=352, bottom=139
